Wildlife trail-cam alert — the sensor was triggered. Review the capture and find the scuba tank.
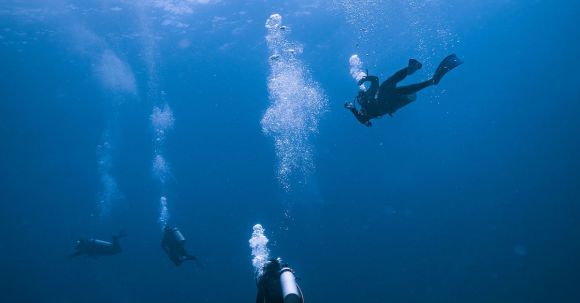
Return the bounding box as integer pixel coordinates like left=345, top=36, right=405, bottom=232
left=91, top=239, right=113, bottom=249
left=280, top=267, right=303, bottom=303
left=171, top=227, right=186, bottom=243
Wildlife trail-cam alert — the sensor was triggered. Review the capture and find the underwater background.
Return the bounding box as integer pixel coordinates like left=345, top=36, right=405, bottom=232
left=1, top=0, right=579, bottom=302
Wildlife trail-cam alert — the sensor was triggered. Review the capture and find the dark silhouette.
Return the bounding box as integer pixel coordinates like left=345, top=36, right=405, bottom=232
left=345, top=54, right=463, bottom=126
left=256, top=258, right=304, bottom=303
left=161, top=226, right=197, bottom=266
left=68, top=231, right=125, bottom=259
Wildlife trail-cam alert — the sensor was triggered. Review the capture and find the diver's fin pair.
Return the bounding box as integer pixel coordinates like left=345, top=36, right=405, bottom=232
left=432, top=54, right=463, bottom=84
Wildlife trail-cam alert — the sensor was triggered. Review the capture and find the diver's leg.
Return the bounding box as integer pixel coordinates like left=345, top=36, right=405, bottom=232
left=381, top=67, right=409, bottom=89
left=379, top=67, right=412, bottom=98
left=395, top=80, right=433, bottom=95
left=379, top=59, right=422, bottom=94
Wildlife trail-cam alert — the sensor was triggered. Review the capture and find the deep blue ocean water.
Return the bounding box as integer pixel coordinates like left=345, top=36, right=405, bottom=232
left=1, top=1, right=579, bottom=302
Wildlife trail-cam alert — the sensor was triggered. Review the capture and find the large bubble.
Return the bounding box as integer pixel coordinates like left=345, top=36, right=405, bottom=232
left=349, top=54, right=367, bottom=90
left=261, top=14, right=328, bottom=190
left=249, top=224, right=270, bottom=276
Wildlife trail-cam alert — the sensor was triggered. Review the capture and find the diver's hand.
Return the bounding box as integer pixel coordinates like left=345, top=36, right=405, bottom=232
left=344, top=102, right=355, bottom=110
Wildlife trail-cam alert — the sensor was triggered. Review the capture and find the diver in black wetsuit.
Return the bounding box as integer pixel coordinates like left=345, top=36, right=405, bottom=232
left=256, top=258, right=304, bottom=303
left=161, top=226, right=197, bottom=266
left=345, top=54, right=463, bottom=127
left=68, top=231, right=125, bottom=259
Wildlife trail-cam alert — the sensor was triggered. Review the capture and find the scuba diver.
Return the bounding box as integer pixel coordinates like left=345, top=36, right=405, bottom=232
left=256, top=258, right=304, bottom=303
left=68, top=231, right=125, bottom=259
left=161, top=226, right=197, bottom=266
left=345, top=54, right=463, bottom=127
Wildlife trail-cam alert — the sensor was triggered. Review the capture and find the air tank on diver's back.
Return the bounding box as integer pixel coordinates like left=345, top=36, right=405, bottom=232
left=280, top=266, right=303, bottom=303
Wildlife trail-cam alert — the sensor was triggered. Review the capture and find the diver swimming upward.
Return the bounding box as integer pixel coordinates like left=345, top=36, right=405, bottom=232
left=345, top=54, right=463, bottom=127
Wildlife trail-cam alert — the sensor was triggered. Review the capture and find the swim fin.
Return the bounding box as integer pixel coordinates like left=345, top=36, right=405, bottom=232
left=432, top=54, right=463, bottom=84
left=407, top=59, right=422, bottom=75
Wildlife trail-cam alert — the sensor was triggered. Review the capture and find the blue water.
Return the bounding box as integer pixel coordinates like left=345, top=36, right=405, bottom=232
left=1, top=1, right=579, bottom=302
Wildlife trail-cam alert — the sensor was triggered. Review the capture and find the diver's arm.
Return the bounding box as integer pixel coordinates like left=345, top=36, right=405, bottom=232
left=67, top=251, right=82, bottom=259
left=349, top=108, right=371, bottom=126
left=357, top=75, right=379, bottom=86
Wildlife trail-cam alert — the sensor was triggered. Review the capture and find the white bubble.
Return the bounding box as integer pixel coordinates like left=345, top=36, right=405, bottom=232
left=249, top=224, right=270, bottom=275
left=349, top=54, right=367, bottom=90
left=265, top=13, right=282, bottom=30
left=261, top=14, right=328, bottom=190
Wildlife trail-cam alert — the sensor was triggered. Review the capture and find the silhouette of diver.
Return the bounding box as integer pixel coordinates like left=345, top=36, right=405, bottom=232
left=68, top=231, right=125, bottom=259
left=345, top=54, right=463, bottom=126
left=256, top=258, right=304, bottom=303
left=161, top=226, right=197, bottom=266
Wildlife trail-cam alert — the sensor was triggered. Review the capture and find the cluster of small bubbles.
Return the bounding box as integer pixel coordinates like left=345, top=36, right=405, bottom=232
left=152, top=153, right=170, bottom=184
left=262, top=14, right=328, bottom=190
left=249, top=224, right=270, bottom=276
left=406, top=0, right=458, bottom=72
left=151, top=103, right=175, bottom=139
left=335, top=0, right=385, bottom=46
left=97, top=139, right=120, bottom=218
left=159, top=196, right=169, bottom=229
left=98, top=173, right=117, bottom=218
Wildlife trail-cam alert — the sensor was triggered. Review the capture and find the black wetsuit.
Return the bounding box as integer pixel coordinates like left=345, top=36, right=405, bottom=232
left=350, top=66, right=433, bottom=124
left=256, top=269, right=285, bottom=303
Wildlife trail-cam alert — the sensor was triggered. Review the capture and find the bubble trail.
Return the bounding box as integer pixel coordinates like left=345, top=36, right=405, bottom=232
left=92, top=48, right=136, bottom=219
left=261, top=13, right=328, bottom=191
left=150, top=103, right=175, bottom=228
left=135, top=4, right=178, bottom=229
left=249, top=224, right=270, bottom=276
left=97, top=138, right=118, bottom=218
left=159, top=196, right=169, bottom=228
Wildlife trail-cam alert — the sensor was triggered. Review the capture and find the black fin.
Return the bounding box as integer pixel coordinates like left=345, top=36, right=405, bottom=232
left=432, top=54, right=463, bottom=84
